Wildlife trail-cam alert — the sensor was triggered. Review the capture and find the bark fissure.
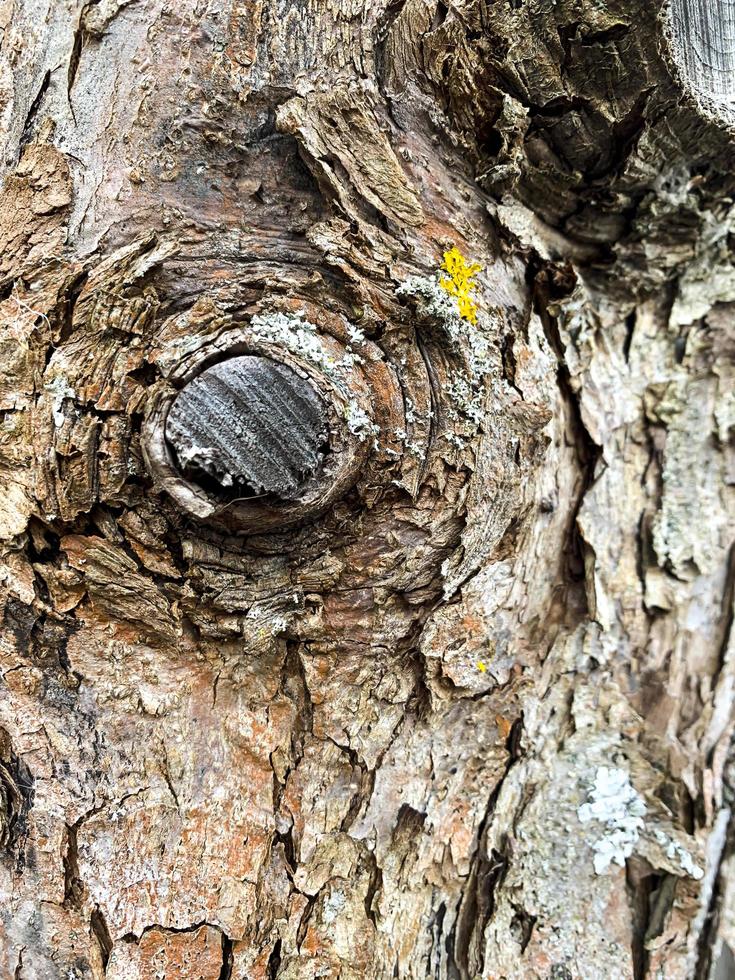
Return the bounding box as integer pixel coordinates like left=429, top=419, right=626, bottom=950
left=2, top=0, right=735, bottom=976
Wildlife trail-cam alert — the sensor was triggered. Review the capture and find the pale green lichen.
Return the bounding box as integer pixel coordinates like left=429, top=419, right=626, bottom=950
left=577, top=766, right=646, bottom=875
left=250, top=311, right=379, bottom=442
left=45, top=376, right=77, bottom=428
left=396, top=262, right=500, bottom=445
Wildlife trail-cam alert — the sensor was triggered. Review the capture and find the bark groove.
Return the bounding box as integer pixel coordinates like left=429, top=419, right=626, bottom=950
left=0, top=1, right=734, bottom=978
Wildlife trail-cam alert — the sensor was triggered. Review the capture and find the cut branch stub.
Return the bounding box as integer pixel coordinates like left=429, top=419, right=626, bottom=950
left=141, top=308, right=406, bottom=534
left=668, top=0, right=735, bottom=122
left=165, top=356, right=328, bottom=500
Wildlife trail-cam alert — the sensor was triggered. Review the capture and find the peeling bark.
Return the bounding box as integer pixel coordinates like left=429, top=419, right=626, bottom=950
left=0, top=1, right=734, bottom=978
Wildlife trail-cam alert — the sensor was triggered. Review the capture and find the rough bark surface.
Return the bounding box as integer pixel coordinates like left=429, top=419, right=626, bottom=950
left=0, top=1, right=733, bottom=978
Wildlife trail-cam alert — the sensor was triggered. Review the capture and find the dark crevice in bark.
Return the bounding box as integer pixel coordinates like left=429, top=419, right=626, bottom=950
left=20, top=70, right=52, bottom=147
left=3, top=588, right=82, bottom=691
left=429, top=901, right=461, bottom=980
left=623, top=309, right=636, bottom=362
left=538, top=298, right=601, bottom=620
left=500, top=330, right=523, bottom=398
left=333, top=738, right=371, bottom=834
left=452, top=846, right=509, bottom=979
left=296, top=894, right=317, bottom=950
left=270, top=640, right=315, bottom=882
left=432, top=2, right=449, bottom=30
left=273, top=821, right=297, bottom=876
left=626, top=859, right=665, bottom=980
left=90, top=906, right=113, bottom=968
left=430, top=902, right=446, bottom=980
left=412, top=331, right=440, bottom=488
left=0, top=730, right=34, bottom=860
left=509, top=902, right=537, bottom=952
left=532, top=265, right=601, bottom=612
left=219, top=935, right=234, bottom=980
left=450, top=717, right=523, bottom=978
left=634, top=511, right=653, bottom=618
left=578, top=23, right=632, bottom=46
left=122, top=920, right=236, bottom=942
left=714, top=543, right=735, bottom=687
left=266, top=939, right=282, bottom=979
left=283, top=640, right=314, bottom=767
left=63, top=822, right=84, bottom=909
left=363, top=847, right=384, bottom=928
left=63, top=797, right=131, bottom=916
left=67, top=16, right=84, bottom=111
left=410, top=643, right=434, bottom=720
left=67, top=1, right=102, bottom=109
left=376, top=0, right=410, bottom=43
left=161, top=744, right=181, bottom=810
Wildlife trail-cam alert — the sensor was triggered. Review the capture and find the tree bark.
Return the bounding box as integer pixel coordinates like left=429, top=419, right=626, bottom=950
left=0, top=1, right=734, bottom=978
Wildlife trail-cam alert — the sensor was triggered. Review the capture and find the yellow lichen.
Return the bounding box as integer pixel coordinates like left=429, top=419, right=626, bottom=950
left=439, top=247, right=482, bottom=324
left=477, top=660, right=487, bottom=673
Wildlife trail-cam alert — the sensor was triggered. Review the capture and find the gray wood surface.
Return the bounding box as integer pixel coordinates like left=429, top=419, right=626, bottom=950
left=165, top=356, right=328, bottom=498
left=671, top=0, right=735, bottom=109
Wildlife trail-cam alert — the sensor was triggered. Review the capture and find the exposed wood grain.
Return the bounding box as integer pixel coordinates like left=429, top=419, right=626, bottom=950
left=165, top=356, right=328, bottom=499
left=670, top=0, right=735, bottom=115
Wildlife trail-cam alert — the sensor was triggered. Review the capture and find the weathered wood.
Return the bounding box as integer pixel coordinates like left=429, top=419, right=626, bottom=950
left=165, top=356, right=328, bottom=499
left=670, top=0, right=735, bottom=115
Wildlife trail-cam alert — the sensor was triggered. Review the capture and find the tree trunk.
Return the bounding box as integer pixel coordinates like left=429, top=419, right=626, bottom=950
left=1, top=1, right=734, bottom=977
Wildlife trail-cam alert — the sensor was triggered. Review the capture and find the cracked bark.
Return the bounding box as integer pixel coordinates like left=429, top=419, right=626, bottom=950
left=1, top=1, right=735, bottom=978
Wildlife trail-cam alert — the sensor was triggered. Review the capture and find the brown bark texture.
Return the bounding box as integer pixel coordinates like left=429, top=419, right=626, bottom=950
left=0, top=1, right=734, bottom=978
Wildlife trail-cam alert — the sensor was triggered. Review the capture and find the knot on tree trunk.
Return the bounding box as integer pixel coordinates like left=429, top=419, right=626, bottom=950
left=141, top=307, right=404, bottom=534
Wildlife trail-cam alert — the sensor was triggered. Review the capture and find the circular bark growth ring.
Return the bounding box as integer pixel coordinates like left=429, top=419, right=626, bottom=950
left=142, top=311, right=395, bottom=534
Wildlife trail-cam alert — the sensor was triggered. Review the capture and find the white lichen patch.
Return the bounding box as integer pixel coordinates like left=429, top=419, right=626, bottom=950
left=392, top=427, right=425, bottom=459
left=445, top=432, right=468, bottom=450
left=396, top=274, right=466, bottom=340
left=577, top=766, right=647, bottom=874
left=346, top=322, right=367, bottom=345
left=45, top=376, right=77, bottom=428
left=250, top=311, right=343, bottom=380
left=404, top=396, right=419, bottom=425
left=653, top=828, right=704, bottom=880
left=344, top=400, right=379, bottom=442
left=445, top=374, right=484, bottom=426
left=396, top=271, right=501, bottom=441
left=250, top=311, right=378, bottom=441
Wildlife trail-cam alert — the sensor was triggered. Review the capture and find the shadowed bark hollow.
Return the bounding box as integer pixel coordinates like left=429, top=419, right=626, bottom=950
left=0, top=1, right=734, bottom=978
